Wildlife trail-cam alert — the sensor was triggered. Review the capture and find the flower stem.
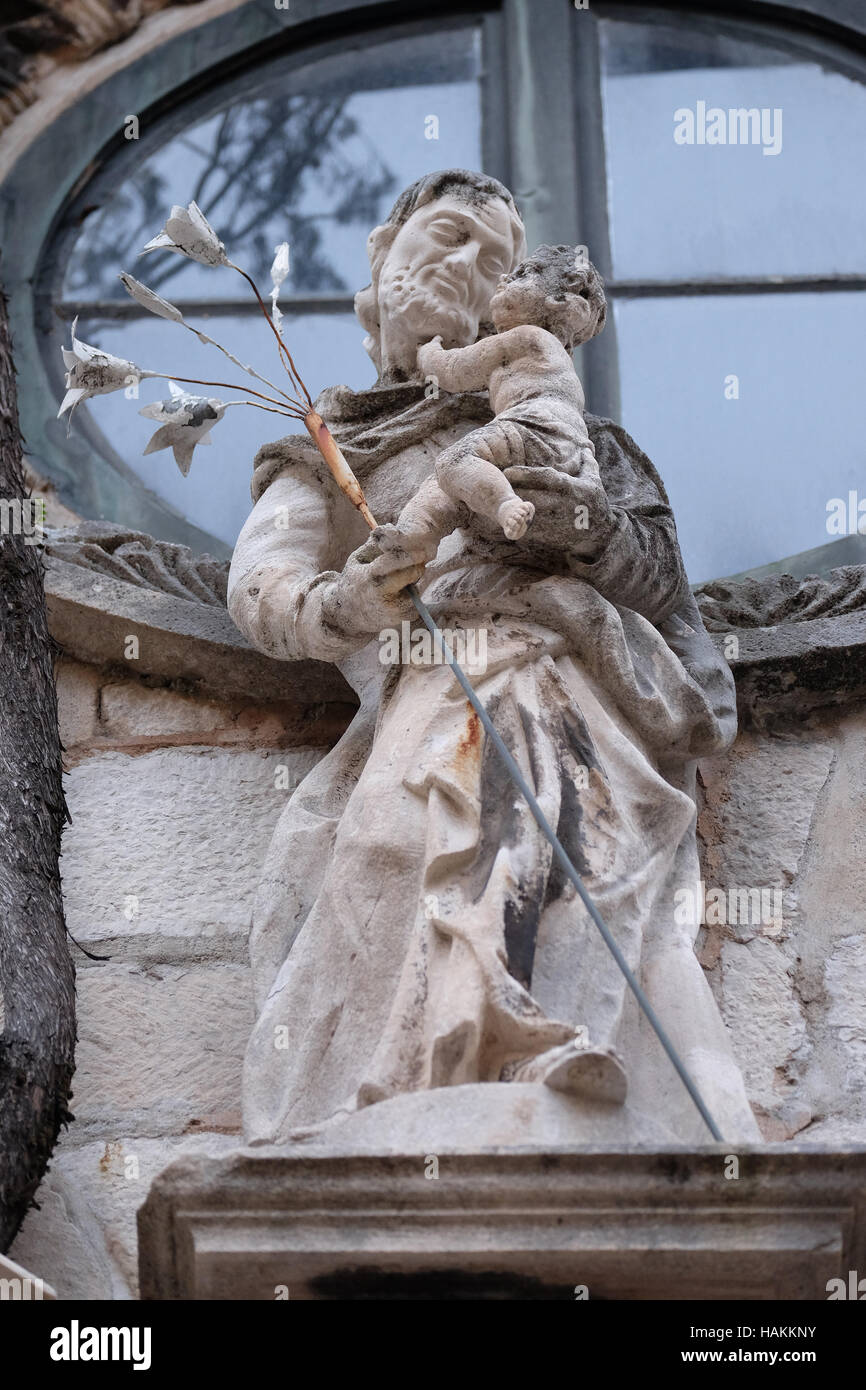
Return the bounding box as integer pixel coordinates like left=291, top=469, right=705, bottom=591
left=223, top=399, right=301, bottom=419
left=180, top=321, right=306, bottom=411
left=160, top=374, right=306, bottom=416
left=229, top=262, right=314, bottom=410
left=304, top=410, right=377, bottom=528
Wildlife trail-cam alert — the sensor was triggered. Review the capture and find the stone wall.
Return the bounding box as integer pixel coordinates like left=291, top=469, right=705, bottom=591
left=697, top=708, right=866, bottom=1148
left=10, top=642, right=866, bottom=1296
left=9, top=656, right=331, bottom=1298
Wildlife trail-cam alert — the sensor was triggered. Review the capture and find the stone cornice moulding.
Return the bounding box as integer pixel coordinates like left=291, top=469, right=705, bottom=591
left=695, top=565, right=866, bottom=724
left=43, top=524, right=353, bottom=706
left=39, top=523, right=866, bottom=717
left=137, top=1145, right=866, bottom=1301
left=0, top=0, right=246, bottom=168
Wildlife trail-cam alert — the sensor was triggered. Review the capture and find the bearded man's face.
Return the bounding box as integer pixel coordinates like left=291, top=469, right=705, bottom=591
left=376, top=194, right=519, bottom=349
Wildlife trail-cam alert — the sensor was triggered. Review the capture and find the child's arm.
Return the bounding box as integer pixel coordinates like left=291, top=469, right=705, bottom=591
left=418, top=326, right=556, bottom=394
left=416, top=334, right=505, bottom=393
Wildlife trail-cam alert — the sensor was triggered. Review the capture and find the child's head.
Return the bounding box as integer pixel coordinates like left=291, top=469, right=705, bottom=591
left=489, top=244, right=606, bottom=349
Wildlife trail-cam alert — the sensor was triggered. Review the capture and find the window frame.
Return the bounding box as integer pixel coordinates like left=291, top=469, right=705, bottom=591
left=2, top=0, right=865, bottom=555
left=6, top=2, right=507, bottom=554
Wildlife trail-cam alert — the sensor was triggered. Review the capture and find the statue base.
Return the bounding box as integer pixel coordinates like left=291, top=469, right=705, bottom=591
left=138, top=1086, right=866, bottom=1299
left=276, top=1081, right=681, bottom=1150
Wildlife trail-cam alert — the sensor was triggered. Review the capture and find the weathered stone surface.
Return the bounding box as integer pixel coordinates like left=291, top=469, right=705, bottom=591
left=799, top=1116, right=866, bottom=1146
left=9, top=1178, right=117, bottom=1302
left=99, top=679, right=238, bottom=739
left=803, top=935, right=866, bottom=1129
left=697, top=562, right=866, bottom=629
left=0, top=1252, right=56, bottom=1301
left=10, top=1133, right=239, bottom=1301
left=138, top=1145, right=866, bottom=1301
left=55, top=656, right=100, bottom=748
left=62, top=747, right=322, bottom=953
left=698, top=729, right=834, bottom=941
left=0, top=1, right=207, bottom=139
left=698, top=709, right=866, bottom=1145
left=45, top=523, right=229, bottom=607
left=285, top=1082, right=681, bottom=1151
left=73, top=964, right=253, bottom=1138
left=825, top=935, right=866, bottom=1094
left=795, top=711, right=866, bottom=993
left=713, top=611, right=866, bottom=725
left=93, top=676, right=350, bottom=753
left=714, top=939, right=810, bottom=1140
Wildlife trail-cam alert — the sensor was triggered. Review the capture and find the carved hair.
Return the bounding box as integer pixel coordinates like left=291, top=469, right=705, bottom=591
left=355, top=169, right=527, bottom=368
left=504, top=244, right=607, bottom=349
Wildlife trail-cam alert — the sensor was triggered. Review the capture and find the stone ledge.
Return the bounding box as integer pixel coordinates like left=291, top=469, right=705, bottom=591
left=717, top=610, right=866, bottom=725
left=41, top=525, right=866, bottom=720
left=45, top=554, right=354, bottom=706
left=138, top=1146, right=866, bottom=1301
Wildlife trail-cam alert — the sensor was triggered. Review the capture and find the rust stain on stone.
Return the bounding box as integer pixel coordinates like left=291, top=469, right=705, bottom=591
left=455, top=705, right=481, bottom=767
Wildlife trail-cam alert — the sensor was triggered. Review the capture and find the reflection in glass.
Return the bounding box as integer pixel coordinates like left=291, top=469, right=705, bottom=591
left=63, top=29, right=482, bottom=303
left=52, top=26, right=483, bottom=544
left=600, top=16, right=866, bottom=281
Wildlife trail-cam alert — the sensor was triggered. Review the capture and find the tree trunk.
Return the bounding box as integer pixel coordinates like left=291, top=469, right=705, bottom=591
left=0, top=284, right=75, bottom=1251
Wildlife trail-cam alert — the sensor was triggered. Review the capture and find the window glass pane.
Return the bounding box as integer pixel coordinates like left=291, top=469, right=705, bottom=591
left=51, top=26, right=482, bottom=545
left=63, top=28, right=482, bottom=303
left=613, top=292, right=866, bottom=583
left=600, top=16, right=866, bottom=281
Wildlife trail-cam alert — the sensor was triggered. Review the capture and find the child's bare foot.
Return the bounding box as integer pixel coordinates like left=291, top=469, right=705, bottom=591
left=498, top=496, right=535, bottom=540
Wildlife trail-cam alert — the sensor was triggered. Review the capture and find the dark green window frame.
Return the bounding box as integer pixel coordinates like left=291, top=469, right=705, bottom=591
left=2, top=0, right=864, bottom=554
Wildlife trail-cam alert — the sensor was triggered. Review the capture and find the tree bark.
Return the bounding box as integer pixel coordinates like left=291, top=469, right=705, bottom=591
left=0, top=284, right=75, bottom=1251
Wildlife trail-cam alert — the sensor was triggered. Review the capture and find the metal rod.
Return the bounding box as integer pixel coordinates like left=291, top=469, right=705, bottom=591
left=407, top=583, right=725, bottom=1144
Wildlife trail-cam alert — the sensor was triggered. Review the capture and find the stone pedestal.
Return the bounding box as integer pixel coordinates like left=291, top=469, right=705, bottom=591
left=138, top=1135, right=866, bottom=1300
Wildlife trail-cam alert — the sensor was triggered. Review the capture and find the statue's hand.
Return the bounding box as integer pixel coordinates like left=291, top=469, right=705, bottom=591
left=321, top=530, right=429, bottom=639
left=503, top=465, right=616, bottom=559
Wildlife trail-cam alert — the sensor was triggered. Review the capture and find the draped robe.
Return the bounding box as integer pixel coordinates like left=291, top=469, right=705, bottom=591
left=227, top=381, right=760, bottom=1145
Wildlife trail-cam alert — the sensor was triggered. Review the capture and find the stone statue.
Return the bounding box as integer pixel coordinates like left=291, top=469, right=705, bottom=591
left=227, top=169, right=760, bottom=1149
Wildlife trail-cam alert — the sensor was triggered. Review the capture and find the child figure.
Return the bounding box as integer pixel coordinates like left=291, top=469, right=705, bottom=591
left=389, top=244, right=606, bottom=552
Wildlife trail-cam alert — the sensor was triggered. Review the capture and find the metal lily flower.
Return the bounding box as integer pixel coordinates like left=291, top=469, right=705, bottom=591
left=118, top=273, right=184, bottom=323
left=58, top=199, right=359, bottom=525
left=58, top=318, right=156, bottom=418
left=141, top=201, right=230, bottom=269
left=139, top=383, right=228, bottom=476
left=269, top=242, right=290, bottom=333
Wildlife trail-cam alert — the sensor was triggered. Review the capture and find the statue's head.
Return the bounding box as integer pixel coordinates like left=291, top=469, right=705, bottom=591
left=489, top=244, right=607, bottom=350
left=355, top=169, right=527, bottom=376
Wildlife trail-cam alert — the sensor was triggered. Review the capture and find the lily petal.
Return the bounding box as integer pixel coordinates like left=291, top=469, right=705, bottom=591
left=171, top=441, right=197, bottom=476
left=119, top=273, right=184, bottom=322
left=142, top=423, right=176, bottom=456
left=141, top=231, right=176, bottom=256
left=58, top=387, right=87, bottom=417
